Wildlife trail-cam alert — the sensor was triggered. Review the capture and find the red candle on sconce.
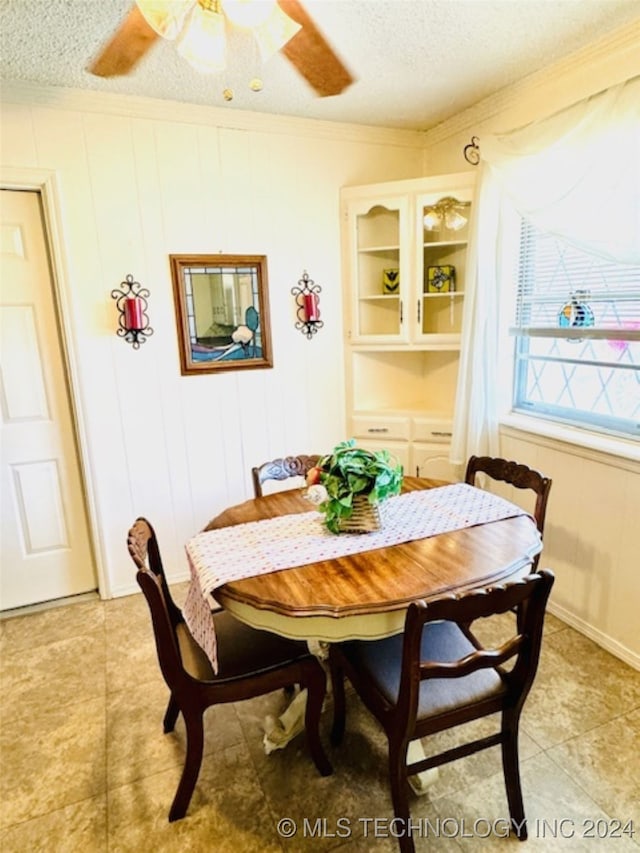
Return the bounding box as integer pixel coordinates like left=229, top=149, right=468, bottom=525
left=112, top=274, right=153, bottom=349
left=291, top=270, right=323, bottom=340
left=124, top=296, right=144, bottom=331
left=303, top=292, right=319, bottom=322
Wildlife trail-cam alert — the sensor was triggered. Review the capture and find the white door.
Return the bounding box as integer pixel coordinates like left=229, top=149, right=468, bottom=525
left=0, top=189, right=96, bottom=609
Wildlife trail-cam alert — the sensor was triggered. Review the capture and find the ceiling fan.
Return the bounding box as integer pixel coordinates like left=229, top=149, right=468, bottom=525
left=88, top=0, right=354, bottom=98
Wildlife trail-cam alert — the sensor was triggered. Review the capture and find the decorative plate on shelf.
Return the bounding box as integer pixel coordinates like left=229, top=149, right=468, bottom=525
left=426, top=265, right=455, bottom=293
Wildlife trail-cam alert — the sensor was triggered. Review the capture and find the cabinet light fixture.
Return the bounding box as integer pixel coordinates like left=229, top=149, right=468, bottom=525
left=423, top=197, right=468, bottom=232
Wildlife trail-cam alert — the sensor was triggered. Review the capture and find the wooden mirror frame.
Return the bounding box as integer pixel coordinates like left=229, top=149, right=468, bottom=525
left=170, top=254, right=273, bottom=375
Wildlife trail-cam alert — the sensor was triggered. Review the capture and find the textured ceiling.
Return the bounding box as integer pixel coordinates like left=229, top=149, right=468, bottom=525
left=1, top=0, right=639, bottom=131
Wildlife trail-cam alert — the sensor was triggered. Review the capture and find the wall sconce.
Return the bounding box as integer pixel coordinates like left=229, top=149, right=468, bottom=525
left=291, top=270, right=323, bottom=339
left=111, top=273, right=153, bottom=349
left=423, top=197, right=469, bottom=232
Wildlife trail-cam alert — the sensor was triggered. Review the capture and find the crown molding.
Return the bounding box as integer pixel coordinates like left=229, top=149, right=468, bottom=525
left=0, top=80, right=425, bottom=149
left=423, top=18, right=640, bottom=147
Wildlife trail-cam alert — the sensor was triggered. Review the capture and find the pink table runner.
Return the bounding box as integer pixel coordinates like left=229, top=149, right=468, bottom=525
left=184, top=484, right=534, bottom=672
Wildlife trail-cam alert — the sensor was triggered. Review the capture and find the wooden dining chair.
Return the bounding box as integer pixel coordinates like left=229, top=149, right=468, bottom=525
left=127, top=517, right=332, bottom=822
left=464, top=455, right=552, bottom=536
left=329, top=570, right=554, bottom=853
left=251, top=454, right=320, bottom=497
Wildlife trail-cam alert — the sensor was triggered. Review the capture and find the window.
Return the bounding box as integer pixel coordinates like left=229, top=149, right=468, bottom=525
left=511, top=220, right=640, bottom=439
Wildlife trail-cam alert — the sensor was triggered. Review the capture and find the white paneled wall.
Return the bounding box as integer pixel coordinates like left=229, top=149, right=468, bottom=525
left=499, top=429, right=640, bottom=669
left=1, top=86, right=426, bottom=598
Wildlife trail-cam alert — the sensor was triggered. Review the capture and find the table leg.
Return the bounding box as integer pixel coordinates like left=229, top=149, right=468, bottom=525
left=263, top=697, right=438, bottom=795
left=263, top=639, right=329, bottom=754
left=407, top=739, right=439, bottom=794
left=263, top=686, right=308, bottom=753
left=262, top=640, right=437, bottom=795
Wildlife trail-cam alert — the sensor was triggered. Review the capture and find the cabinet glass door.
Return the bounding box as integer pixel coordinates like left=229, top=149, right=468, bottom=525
left=349, top=197, right=409, bottom=342
left=416, top=190, right=472, bottom=344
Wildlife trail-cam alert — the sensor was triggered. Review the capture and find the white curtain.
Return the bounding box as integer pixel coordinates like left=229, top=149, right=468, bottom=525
left=450, top=75, right=640, bottom=466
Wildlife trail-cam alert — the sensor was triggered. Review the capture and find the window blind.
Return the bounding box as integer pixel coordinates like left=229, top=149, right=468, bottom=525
left=511, top=220, right=640, bottom=438
left=511, top=221, right=640, bottom=342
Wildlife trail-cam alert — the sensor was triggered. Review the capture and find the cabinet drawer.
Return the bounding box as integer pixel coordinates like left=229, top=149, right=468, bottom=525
left=412, top=416, right=453, bottom=443
left=351, top=415, right=410, bottom=442
left=355, top=439, right=410, bottom=472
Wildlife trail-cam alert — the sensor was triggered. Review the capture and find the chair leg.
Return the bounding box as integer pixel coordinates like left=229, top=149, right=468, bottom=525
left=168, top=710, right=205, bottom=822
left=303, top=662, right=333, bottom=777
left=329, top=653, right=346, bottom=747
left=163, top=694, right=180, bottom=733
left=501, top=713, right=527, bottom=840
left=388, top=738, right=414, bottom=853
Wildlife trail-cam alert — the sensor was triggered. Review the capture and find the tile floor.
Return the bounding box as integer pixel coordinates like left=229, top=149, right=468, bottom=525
left=1, top=585, right=639, bottom=852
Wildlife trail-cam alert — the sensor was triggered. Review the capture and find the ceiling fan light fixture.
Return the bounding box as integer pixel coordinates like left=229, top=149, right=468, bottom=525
left=251, top=2, right=301, bottom=60
left=220, top=0, right=276, bottom=28
left=136, top=0, right=192, bottom=40
left=90, top=0, right=354, bottom=99
left=177, top=2, right=227, bottom=73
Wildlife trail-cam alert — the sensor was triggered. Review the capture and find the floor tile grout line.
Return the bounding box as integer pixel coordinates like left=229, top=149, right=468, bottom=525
left=2, top=596, right=639, bottom=850
left=531, top=704, right=640, bottom=752
left=0, top=793, right=109, bottom=837
left=542, top=745, right=636, bottom=827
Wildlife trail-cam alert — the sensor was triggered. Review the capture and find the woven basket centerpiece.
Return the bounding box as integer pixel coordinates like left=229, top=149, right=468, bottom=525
left=306, top=440, right=403, bottom=535
left=338, top=494, right=381, bottom=534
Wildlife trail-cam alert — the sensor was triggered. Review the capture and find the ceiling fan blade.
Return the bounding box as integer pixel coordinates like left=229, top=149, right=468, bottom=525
left=277, top=0, right=354, bottom=97
left=88, top=5, right=159, bottom=78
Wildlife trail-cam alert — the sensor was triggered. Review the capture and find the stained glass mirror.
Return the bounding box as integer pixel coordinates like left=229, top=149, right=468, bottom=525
left=170, top=254, right=273, bottom=375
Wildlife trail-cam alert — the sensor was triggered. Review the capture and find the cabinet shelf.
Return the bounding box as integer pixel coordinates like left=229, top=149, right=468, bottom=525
left=342, top=172, right=475, bottom=483
left=350, top=348, right=460, bottom=411
left=358, top=245, right=400, bottom=254
left=351, top=338, right=461, bottom=352
left=422, top=239, right=468, bottom=249
left=358, top=293, right=465, bottom=303
left=358, top=294, right=400, bottom=302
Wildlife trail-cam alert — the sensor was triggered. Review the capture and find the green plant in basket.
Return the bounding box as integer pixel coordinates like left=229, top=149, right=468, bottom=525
left=306, top=439, right=403, bottom=534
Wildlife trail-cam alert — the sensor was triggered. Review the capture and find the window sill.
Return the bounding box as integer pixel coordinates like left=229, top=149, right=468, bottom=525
left=499, top=413, right=640, bottom=468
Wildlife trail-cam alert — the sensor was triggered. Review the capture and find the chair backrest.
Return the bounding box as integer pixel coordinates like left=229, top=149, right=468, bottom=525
left=400, top=570, right=554, bottom=723
left=127, top=517, right=188, bottom=688
left=465, top=455, right=552, bottom=534
left=251, top=454, right=320, bottom=498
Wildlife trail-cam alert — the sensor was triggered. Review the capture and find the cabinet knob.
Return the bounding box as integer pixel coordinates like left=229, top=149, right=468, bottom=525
left=367, top=427, right=389, bottom=433
left=431, top=430, right=452, bottom=437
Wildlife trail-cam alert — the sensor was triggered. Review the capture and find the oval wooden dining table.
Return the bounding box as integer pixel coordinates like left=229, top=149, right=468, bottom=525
left=203, top=476, right=542, bottom=643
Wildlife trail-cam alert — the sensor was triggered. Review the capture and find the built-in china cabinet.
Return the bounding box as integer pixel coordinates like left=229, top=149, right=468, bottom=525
left=340, top=172, right=475, bottom=480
